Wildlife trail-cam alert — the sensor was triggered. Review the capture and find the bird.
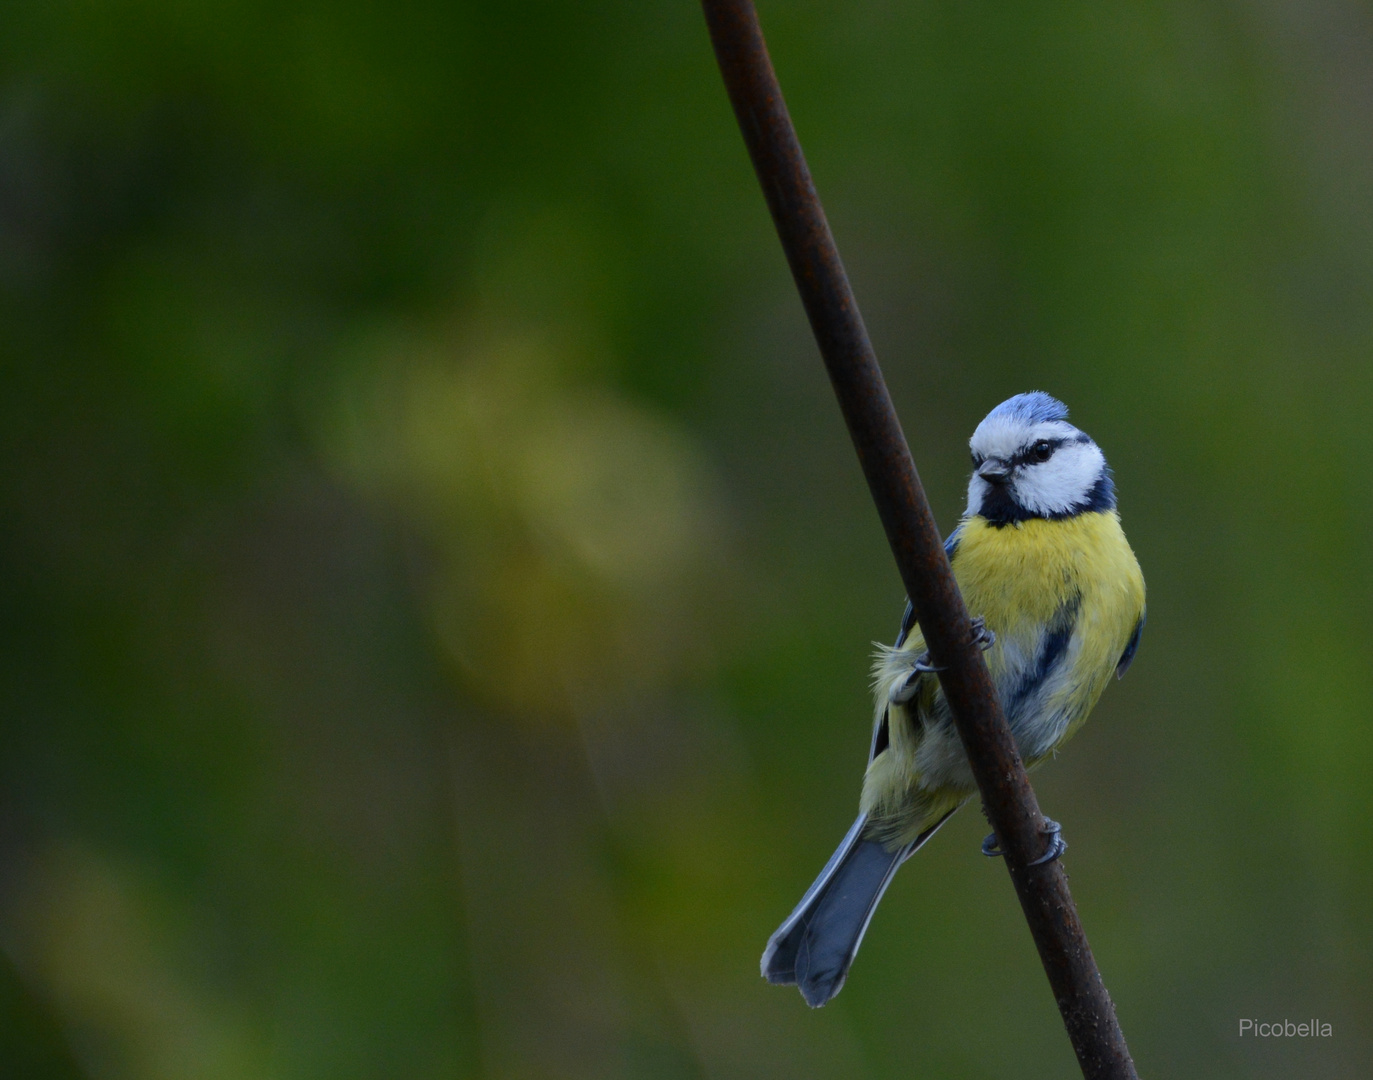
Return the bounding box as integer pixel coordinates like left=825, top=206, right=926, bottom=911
left=760, top=391, right=1145, bottom=1008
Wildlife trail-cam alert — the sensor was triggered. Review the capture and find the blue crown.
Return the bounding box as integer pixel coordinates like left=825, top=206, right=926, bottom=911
left=985, top=391, right=1069, bottom=426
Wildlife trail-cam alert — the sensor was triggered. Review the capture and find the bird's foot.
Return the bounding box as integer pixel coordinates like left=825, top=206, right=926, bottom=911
left=889, top=619, right=994, bottom=706
left=969, top=616, right=996, bottom=651
left=1028, top=819, right=1068, bottom=865
left=888, top=652, right=944, bottom=704
left=981, top=819, right=1067, bottom=866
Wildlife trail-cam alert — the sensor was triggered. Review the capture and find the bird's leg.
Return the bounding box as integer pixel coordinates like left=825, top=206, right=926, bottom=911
left=981, top=819, right=1067, bottom=865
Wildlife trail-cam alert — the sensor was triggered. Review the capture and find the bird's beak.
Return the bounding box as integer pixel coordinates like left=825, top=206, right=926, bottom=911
left=977, top=458, right=1012, bottom=482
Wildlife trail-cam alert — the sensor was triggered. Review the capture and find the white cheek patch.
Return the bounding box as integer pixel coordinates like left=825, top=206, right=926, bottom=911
left=1013, top=442, right=1105, bottom=516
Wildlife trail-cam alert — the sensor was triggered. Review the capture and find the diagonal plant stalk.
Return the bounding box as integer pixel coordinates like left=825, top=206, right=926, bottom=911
left=699, top=2, right=1139, bottom=1077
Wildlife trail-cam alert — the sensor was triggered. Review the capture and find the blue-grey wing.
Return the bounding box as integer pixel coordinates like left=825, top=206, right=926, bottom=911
left=1116, top=608, right=1146, bottom=679
left=894, top=526, right=963, bottom=648
left=895, top=600, right=917, bottom=650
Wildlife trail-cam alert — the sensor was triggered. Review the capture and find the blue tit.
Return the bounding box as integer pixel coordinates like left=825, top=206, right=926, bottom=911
left=761, top=391, right=1145, bottom=1008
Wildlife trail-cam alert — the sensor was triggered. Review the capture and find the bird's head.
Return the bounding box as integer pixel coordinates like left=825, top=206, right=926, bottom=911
left=966, top=392, right=1115, bottom=525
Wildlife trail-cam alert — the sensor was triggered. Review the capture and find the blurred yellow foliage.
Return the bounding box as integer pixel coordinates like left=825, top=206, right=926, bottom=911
left=8, top=848, right=274, bottom=1080
left=319, top=326, right=725, bottom=720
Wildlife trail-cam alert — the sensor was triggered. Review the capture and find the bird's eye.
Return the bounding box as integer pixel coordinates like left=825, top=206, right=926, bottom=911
left=1029, top=440, right=1054, bottom=463
left=971, top=453, right=982, bottom=468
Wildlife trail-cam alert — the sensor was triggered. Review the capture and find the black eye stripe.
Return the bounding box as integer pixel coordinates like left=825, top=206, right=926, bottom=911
left=972, top=434, right=1090, bottom=469
left=1011, top=437, right=1065, bottom=466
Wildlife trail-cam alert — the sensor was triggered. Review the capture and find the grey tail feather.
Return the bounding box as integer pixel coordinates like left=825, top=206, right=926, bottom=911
left=760, top=810, right=956, bottom=1008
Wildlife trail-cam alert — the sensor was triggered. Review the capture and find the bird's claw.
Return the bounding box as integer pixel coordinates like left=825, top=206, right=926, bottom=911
left=969, top=616, right=996, bottom=651
left=981, top=819, right=1067, bottom=866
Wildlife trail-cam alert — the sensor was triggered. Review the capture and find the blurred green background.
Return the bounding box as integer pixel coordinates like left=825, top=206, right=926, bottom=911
left=1, top=1, right=1370, bottom=1077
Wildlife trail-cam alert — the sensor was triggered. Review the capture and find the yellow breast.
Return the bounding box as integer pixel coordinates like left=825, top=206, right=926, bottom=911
left=952, top=511, right=1145, bottom=739
left=954, top=513, right=1141, bottom=627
